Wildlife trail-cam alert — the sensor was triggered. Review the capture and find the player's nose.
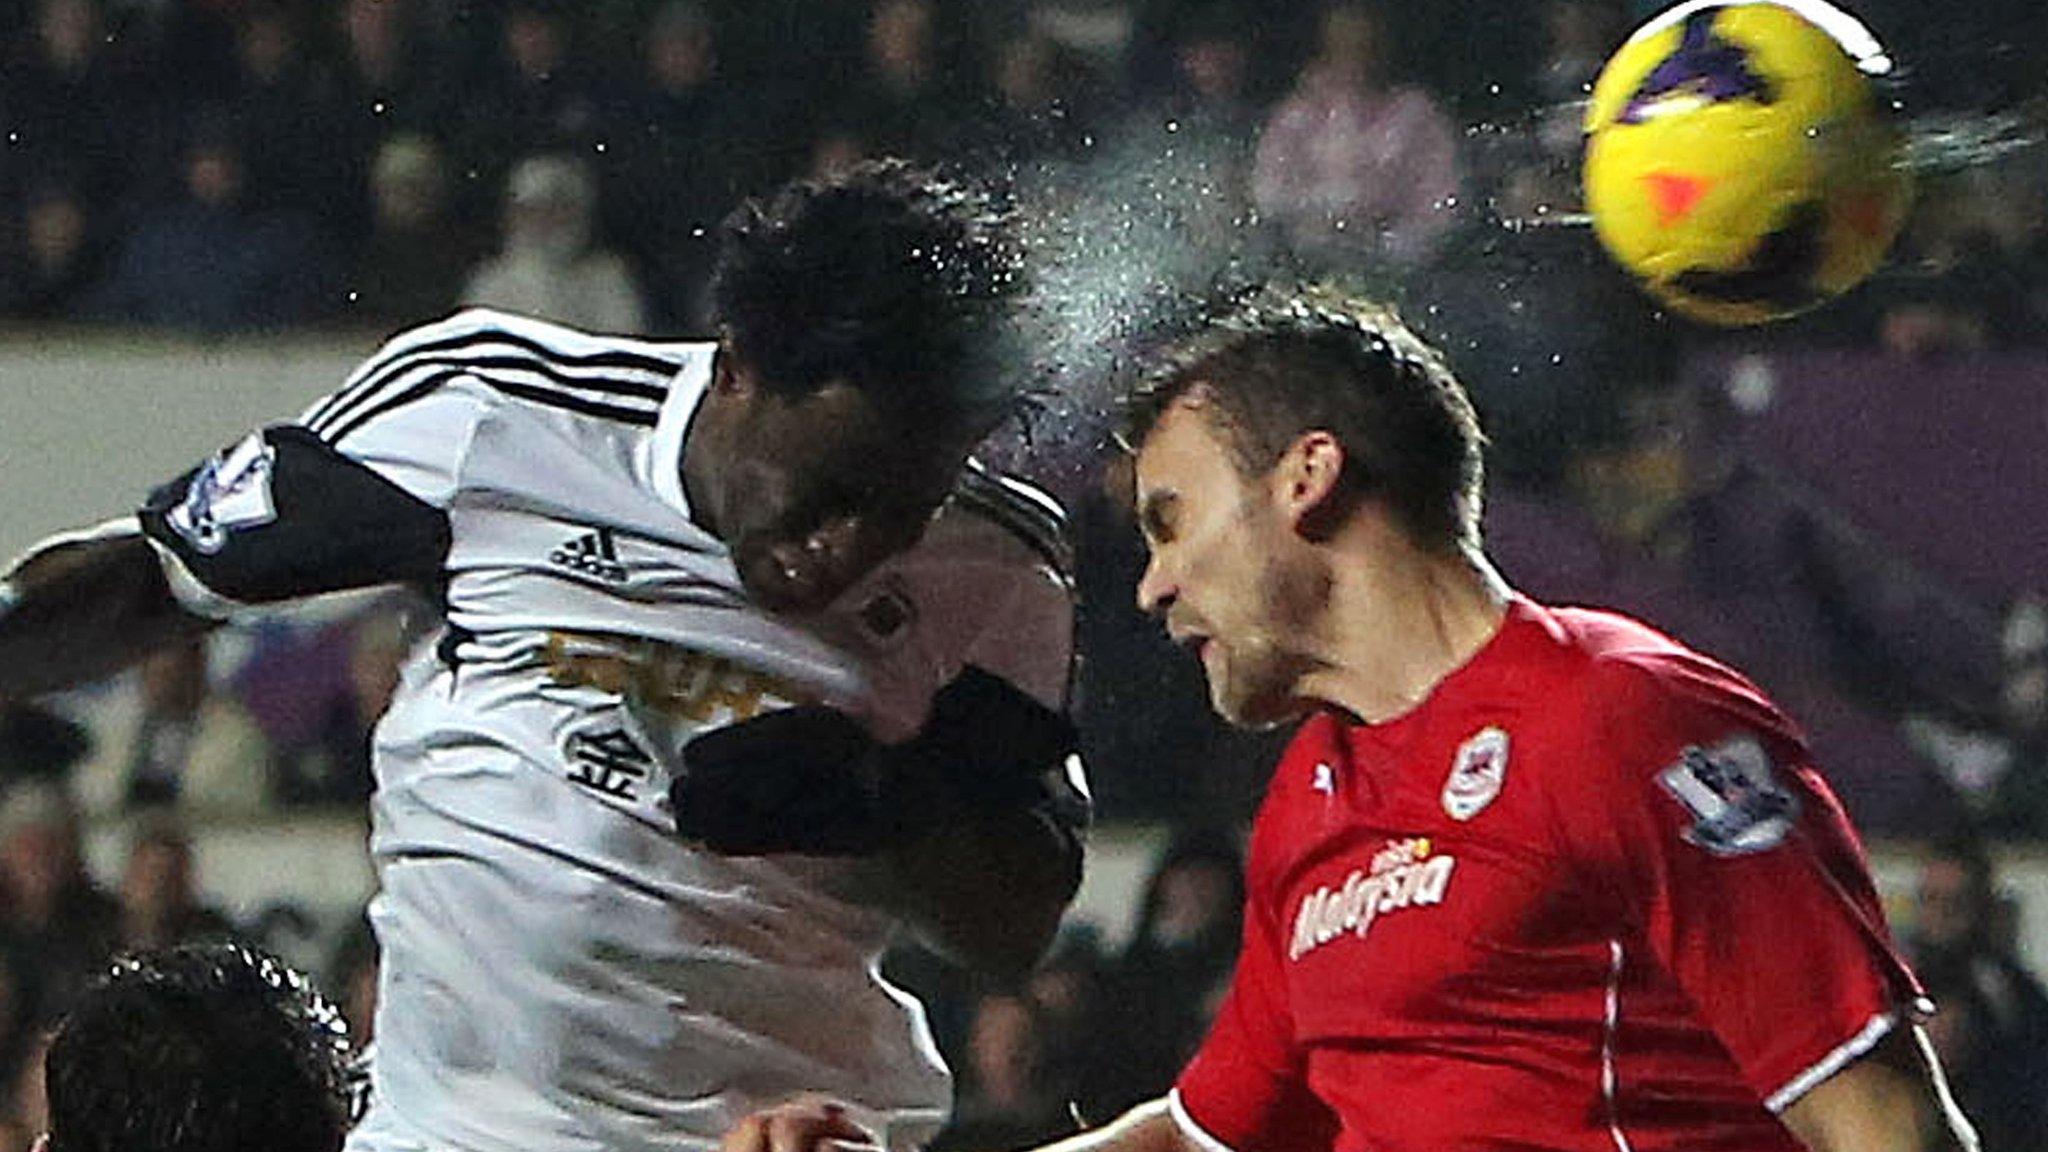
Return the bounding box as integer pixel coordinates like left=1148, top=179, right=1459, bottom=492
left=1136, top=553, right=1176, bottom=618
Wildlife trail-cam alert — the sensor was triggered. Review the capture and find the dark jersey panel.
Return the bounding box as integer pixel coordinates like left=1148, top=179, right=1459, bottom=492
left=138, top=425, right=451, bottom=604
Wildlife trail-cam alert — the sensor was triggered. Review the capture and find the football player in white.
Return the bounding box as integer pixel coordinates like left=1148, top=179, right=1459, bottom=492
left=0, top=161, right=1087, bottom=1152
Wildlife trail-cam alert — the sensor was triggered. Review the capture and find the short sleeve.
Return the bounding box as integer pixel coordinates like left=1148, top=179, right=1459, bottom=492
left=1555, top=656, right=1925, bottom=1113
left=135, top=323, right=495, bottom=610
left=957, top=559, right=1073, bottom=712
left=1173, top=873, right=1336, bottom=1152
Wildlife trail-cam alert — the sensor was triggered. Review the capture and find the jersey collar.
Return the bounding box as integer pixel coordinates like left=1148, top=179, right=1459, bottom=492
left=645, top=341, right=719, bottom=523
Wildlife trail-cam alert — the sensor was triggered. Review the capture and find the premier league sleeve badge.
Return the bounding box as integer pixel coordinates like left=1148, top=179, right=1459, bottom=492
left=1657, top=734, right=1800, bottom=856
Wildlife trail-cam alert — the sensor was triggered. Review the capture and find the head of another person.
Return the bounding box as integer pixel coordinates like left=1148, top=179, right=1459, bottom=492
left=1124, top=289, right=1485, bottom=728
left=1913, top=833, right=1999, bottom=959
left=1313, top=1, right=1391, bottom=88
left=693, top=159, right=1026, bottom=613
left=42, top=942, right=352, bottom=1152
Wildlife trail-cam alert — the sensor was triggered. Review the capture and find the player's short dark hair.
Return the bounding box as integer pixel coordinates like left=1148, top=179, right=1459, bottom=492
left=1123, top=287, right=1486, bottom=556
left=710, top=158, right=1026, bottom=437
left=45, top=942, right=353, bottom=1152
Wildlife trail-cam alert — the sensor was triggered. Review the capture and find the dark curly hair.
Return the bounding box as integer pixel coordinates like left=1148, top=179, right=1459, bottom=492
left=710, top=159, right=1027, bottom=436
left=46, top=942, right=353, bottom=1152
left=1123, top=286, right=1487, bottom=557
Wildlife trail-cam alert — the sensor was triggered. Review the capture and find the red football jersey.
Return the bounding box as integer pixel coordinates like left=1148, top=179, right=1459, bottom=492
left=1173, top=598, right=1924, bottom=1152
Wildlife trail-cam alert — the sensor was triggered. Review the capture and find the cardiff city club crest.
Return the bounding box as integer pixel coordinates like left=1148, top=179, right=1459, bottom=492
left=1443, top=727, right=1509, bottom=821
left=1658, top=734, right=1800, bottom=856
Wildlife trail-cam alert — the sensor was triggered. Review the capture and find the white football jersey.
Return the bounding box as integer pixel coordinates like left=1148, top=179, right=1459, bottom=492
left=136, top=309, right=1081, bottom=1152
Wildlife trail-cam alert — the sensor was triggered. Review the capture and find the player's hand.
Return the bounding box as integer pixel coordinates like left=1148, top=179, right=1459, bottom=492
left=672, top=665, right=1077, bottom=857
left=674, top=705, right=895, bottom=855
left=722, top=1098, right=881, bottom=1152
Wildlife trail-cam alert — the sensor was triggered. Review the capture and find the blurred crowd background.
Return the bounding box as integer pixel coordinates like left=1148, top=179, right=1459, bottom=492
left=0, top=0, right=2045, bottom=1147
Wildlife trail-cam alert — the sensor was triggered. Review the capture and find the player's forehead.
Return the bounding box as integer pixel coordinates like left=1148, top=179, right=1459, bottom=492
left=1134, top=394, right=1237, bottom=505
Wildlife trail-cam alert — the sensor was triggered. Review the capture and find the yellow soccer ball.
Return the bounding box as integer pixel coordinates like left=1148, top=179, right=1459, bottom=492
left=1582, top=0, right=1911, bottom=325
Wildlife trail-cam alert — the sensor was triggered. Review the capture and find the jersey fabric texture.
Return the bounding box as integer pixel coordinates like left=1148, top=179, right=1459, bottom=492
left=1172, top=597, right=1922, bottom=1152
left=134, top=309, right=1082, bottom=1152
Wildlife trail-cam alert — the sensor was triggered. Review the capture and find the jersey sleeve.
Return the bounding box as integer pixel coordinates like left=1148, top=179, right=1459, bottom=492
left=1555, top=655, right=1926, bottom=1113
left=947, top=468, right=1089, bottom=836
left=1173, top=836, right=1336, bottom=1152
left=135, top=324, right=494, bottom=613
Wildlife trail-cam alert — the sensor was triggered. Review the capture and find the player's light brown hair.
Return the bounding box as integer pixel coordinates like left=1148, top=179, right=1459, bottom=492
left=1121, top=286, right=1487, bottom=558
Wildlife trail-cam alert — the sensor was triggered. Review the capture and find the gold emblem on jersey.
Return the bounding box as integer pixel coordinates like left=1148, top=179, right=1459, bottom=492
left=543, top=632, right=804, bottom=724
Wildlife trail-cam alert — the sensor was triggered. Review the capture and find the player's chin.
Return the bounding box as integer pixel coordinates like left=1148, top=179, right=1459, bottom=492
left=735, top=539, right=854, bottom=614
left=733, top=519, right=892, bottom=615
left=1208, top=667, right=1305, bottom=731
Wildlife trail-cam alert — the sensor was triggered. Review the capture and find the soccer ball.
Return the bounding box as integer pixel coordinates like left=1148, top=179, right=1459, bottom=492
left=1582, top=0, right=1911, bottom=325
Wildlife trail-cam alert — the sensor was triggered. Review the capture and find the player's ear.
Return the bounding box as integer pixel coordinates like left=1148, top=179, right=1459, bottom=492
left=710, top=348, right=755, bottom=398
left=1275, top=430, right=1348, bottom=537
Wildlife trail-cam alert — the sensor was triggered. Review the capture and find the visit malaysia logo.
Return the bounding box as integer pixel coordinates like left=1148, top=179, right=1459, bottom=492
left=1288, top=837, right=1456, bottom=962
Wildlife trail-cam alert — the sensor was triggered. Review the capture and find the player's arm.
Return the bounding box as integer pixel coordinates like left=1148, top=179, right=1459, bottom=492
left=724, top=829, right=1321, bottom=1152
left=1780, top=1027, right=1978, bottom=1152
left=0, top=522, right=214, bottom=699
left=722, top=1097, right=1189, bottom=1152
left=674, top=578, right=1086, bottom=978
left=862, top=663, right=1086, bottom=979
left=1560, top=659, right=1978, bottom=1152
left=1, top=320, right=493, bottom=703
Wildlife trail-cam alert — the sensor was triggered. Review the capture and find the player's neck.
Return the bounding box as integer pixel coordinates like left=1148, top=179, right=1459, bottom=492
left=1298, top=542, right=1510, bottom=725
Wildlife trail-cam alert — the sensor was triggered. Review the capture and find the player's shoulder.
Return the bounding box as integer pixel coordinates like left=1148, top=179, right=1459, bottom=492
left=934, top=460, right=1074, bottom=581
left=1534, top=601, right=1804, bottom=775
left=375, top=308, right=696, bottom=364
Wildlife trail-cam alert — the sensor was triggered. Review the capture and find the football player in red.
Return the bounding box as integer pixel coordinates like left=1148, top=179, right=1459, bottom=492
left=723, top=288, right=1978, bottom=1152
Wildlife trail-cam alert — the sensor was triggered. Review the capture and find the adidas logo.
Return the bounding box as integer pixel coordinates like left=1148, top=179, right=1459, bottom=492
left=550, top=527, right=628, bottom=584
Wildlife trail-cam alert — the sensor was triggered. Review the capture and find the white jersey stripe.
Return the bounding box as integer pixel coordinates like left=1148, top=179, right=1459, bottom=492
left=1602, top=938, right=1636, bottom=1152
left=1168, top=1089, right=1243, bottom=1152
left=325, top=364, right=662, bottom=445
left=310, top=328, right=677, bottom=437
left=1762, top=1012, right=1897, bottom=1113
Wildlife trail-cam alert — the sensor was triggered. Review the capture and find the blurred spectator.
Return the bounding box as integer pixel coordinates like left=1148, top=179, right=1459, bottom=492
left=342, top=133, right=477, bottom=327
left=462, top=153, right=649, bottom=333
left=273, top=604, right=410, bottom=808
left=1497, top=0, right=1628, bottom=213
left=89, top=122, right=333, bottom=332
left=1905, top=835, right=2048, bottom=1035
left=0, top=782, right=117, bottom=1017
left=320, top=0, right=446, bottom=134
left=933, top=991, right=1073, bottom=1152
left=115, top=816, right=233, bottom=952
left=1090, top=829, right=1244, bottom=1115
left=1091, top=5, right=1267, bottom=270
left=1152, top=5, right=1259, bottom=135
left=0, top=951, right=35, bottom=1127
left=1021, top=928, right=1106, bottom=1098
left=1900, top=595, right=2048, bottom=836
left=970, top=25, right=1096, bottom=168
left=0, top=703, right=90, bottom=786
left=74, top=637, right=269, bottom=815
left=2, top=1031, right=47, bottom=1152
left=230, top=1, right=355, bottom=236
left=1906, top=835, right=2048, bottom=1148
left=602, top=1, right=766, bottom=329
left=0, top=180, right=105, bottom=321
left=1919, top=953, right=2047, bottom=1150
left=1251, top=0, right=1461, bottom=272
left=805, top=124, right=874, bottom=179
left=449, top=0, right=603, bottom=193
left=0, top=0, right=148, bottom=208
left=839, top=0, right=972, bottom=161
